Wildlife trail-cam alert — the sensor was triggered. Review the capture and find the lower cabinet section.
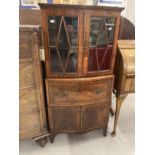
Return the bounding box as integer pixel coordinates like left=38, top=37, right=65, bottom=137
left=48, top=102, right=110, bottom=134
left=46, top=76, right=113, bottom=143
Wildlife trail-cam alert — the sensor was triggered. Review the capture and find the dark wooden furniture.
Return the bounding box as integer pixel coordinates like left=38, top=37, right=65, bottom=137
left=39, top=4, right=124, bottom=143
left=111, top=40, right=135, bottom=136
left=118, top=16, right=135, bottom=40
left=19, top=25, right=48, bottom=147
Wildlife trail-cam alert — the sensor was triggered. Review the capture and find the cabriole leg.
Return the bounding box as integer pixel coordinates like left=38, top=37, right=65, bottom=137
left=111, top=94, right=127, bottom=136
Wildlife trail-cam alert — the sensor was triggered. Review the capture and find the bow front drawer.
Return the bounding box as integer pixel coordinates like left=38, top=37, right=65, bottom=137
left=46, top=75, right=114, bottom=106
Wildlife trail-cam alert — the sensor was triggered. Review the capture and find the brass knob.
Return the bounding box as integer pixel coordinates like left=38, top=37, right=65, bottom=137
left=96, top=88, right=103, bottom=94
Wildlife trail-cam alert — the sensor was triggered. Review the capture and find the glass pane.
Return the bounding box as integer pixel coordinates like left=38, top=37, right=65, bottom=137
left=48, top=16, right=61, bottom=46
left=64, top=17, right=78, bottom=47
left=105, top=17, right=115, bottom=24
left=88, top=48, right=98, bottom=71
left=48, top=16, right=78, bottom=73
left=99, top=46, right=113, bottom=70
left=58, top=20, right=69, bottom=49
left=97, top=27, right=107, bottom=46
left=106, top=17, right=115, bottom=43
left=88, top=17, right=115, bottom=72
left=107, top=25, right=115, bottom=43
left=90, top=17, right=104, bottom=46
left=50, top=48, right=62, bottom=72
left=88, top=46, right=113, bottom=71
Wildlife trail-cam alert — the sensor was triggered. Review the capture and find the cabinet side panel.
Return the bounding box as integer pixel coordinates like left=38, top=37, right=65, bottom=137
left=19, top=27, right=47, bottom=140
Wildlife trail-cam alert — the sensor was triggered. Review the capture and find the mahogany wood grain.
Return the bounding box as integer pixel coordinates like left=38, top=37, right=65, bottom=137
left=82, top=102, right=110, bottom=132
left=46, top=76, right=113, bottom=106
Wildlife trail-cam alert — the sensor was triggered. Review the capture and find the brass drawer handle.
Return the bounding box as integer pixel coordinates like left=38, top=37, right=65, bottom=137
left=96, top=88, right=103, bottom=94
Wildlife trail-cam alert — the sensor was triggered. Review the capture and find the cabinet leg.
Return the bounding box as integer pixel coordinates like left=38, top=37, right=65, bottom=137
left=111, top=94, right=127, bottom=136
left=49, top=132, right=56, bottom=143
left=103, top=127, right=107, bottom=137
left=34, top=136, right=48, bottom=147
left=110, top=107, right=115, bottom=116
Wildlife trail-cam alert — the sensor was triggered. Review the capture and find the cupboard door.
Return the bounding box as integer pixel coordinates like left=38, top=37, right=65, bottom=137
left=49, top=106, right=81, bottom=132
left=41, top=7, right=84, bottom=77
left=82, top=102, right=110, bottom=132
left=83, top=10, right=121, bottom=76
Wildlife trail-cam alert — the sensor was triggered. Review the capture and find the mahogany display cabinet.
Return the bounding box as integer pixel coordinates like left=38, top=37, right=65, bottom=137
left=39, top=4, right=124, bottom=143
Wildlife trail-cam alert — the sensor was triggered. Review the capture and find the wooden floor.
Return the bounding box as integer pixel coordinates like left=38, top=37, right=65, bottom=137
left=19, top=94, right=135, bottom=155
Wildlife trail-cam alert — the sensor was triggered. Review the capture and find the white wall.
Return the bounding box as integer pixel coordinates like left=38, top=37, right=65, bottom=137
left=123, top=0, right=135, bottom=24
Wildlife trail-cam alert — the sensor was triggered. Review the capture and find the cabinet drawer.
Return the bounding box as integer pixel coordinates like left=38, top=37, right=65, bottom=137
left=19, top=32, right=33, bottom=58
left=124, top=77, right=135, bottom=92
left=46, top=76, right=114, bottom=105
left=19, top=61, right=34, bottom=88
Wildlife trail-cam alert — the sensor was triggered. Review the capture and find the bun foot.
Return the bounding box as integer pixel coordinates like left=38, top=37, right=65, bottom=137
left=49, top=132, right=56, bottom=143
left=103, top=128, right=107, bottom=137
left=35, top=137, right=48, bottom=147
left=111, top=131, right=116, bottom=137
left=110, top=107, right=115, bottom=116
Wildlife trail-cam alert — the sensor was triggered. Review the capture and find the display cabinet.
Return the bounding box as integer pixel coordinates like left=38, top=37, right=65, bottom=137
left=39, top=4, right=124, bottom=143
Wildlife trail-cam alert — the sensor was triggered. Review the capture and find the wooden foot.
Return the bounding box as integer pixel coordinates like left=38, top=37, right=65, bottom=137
left=111, top=130, right=116, bottom=137
left=110, top=107, right=115, bottom=116
left=103, top=126, right=108, bottom=137
left=111, top=94, right=127, bottom=136
left=49, top=132, right=56, bottom=143
left=35, top=136, right=48, bottom=147
left=103, top=129, right=107, bottom=137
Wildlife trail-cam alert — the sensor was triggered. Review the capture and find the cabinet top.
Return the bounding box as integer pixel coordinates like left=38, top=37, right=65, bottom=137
left=38, top=3, right=124, bottom=11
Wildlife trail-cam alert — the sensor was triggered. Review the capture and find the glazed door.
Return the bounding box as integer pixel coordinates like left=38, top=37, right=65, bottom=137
left=42, top=8, right=84, bottom=77
left=83, top=10, right=120, bottom=77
